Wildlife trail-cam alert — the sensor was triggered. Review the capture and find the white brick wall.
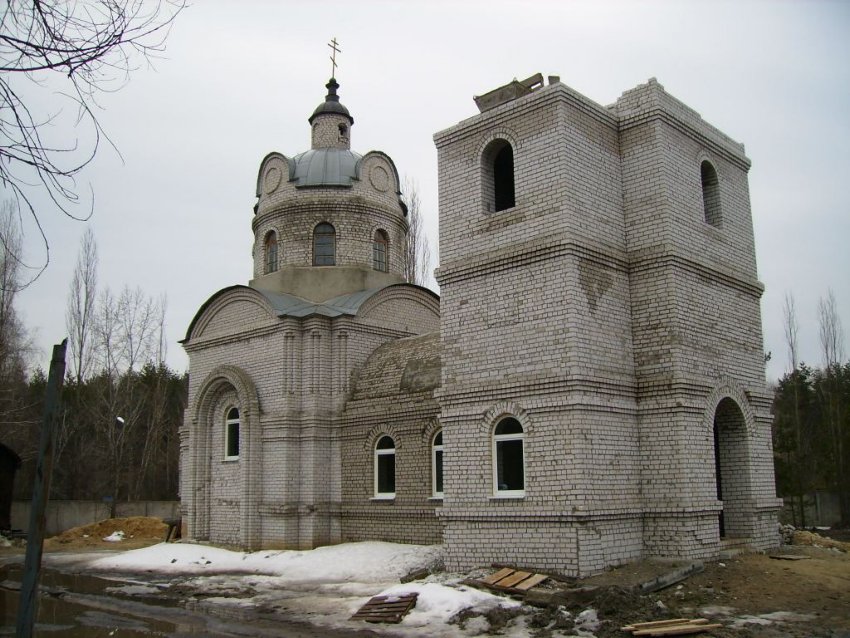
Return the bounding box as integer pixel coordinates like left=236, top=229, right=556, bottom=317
left=434, top=77, right=779, bottom=574
left=180, top=75, right=780, bottom=573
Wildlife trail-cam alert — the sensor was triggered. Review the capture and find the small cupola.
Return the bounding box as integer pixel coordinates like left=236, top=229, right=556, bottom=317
left=309, top=78, right=354, bottom=150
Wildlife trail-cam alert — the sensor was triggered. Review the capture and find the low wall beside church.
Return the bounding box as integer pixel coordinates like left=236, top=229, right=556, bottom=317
left=11, top=500, right=180, bottom=537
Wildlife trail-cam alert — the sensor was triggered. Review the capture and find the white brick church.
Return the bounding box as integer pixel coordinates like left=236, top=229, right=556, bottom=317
left=180, top=73, right=781, bottom=575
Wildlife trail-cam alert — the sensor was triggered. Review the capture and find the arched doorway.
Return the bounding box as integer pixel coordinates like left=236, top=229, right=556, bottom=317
left=712, top=398, right=751, bottom=539
left=191, top=365, right=260, bottom=548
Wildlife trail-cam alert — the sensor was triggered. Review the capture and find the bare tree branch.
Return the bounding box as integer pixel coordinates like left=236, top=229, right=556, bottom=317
left=0, top=0, right=186, bottom=288
left=818, top=289, right=845, bottom=369
left=783, top=291, right=799, bottom=372
left=65, top=225, right=98, bottom=383
left=402, top=175, right=431, bottom=288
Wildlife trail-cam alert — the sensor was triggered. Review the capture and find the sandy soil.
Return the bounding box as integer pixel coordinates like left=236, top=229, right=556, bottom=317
left=573, top=534, right=850, bottom=637
left=1, top=516, right=171, bottom=554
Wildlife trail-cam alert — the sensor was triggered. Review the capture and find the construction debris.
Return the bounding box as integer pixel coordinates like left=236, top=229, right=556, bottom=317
left=622, top=618, right=722, bottom=636
left=769, top=553, right=811, bottom=561
left=350, top=592, right=418, bottom=624
left=637, top=562, right=704, bottom=594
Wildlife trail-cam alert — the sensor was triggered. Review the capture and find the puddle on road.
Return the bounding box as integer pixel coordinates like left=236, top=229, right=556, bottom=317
left=1, top=564, right=186, bottom=636
left=0, top=563, right=372, bottom=637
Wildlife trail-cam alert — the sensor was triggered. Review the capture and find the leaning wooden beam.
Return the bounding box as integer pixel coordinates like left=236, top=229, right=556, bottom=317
left=622, top=618, right=692, bottom=631
left=633, top=622, right=721, bottom=637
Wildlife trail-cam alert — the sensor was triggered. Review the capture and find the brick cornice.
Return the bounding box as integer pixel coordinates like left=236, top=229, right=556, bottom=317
left=436, top=234, right=627, bottom=285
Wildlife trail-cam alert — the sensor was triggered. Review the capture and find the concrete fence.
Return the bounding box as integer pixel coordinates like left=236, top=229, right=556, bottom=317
left=779, top=491, right=841, bottom=528
left=11, top=500, right=180, bottom=537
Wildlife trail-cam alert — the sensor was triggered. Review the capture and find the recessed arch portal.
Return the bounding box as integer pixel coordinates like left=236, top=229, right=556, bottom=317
left=191, top=365, right=261, bottom=548
left=712, top=397, right=751, bottom=539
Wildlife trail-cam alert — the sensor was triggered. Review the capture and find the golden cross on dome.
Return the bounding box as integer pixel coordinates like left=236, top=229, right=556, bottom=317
left=328, top=37, right=341, bottom=78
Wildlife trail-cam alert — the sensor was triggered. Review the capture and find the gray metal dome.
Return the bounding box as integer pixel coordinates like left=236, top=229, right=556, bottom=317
left=309, top=78, right=354, bottom=124
left=291, top=148, right=362, bottom=187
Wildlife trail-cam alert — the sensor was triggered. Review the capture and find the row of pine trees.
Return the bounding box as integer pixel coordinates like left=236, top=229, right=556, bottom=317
left=2, top=205, right=186, bottom=506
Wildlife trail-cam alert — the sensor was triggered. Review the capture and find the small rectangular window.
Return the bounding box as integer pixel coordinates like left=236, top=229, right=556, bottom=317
left=373, top=241, right=387, bottom=272
left=496, top=439, right=524, bottom=491
left=434, top=448, right=443, bottom=496
left=225, top=421, right=239, bottom=460
left=376, top=454, right=395, bottom=496
left=432, top=431, right=444, bottom=498
left=375, top=435, right=396, bottom=498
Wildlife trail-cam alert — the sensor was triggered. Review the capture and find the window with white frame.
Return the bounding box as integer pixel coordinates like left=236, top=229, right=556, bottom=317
left=493, top=417, right=524, bottom=496
left=432, top=430, right=443, bottom=498
left=225, top=407, right=240, bottom=460
left=374, top=435, right=396, bottom=498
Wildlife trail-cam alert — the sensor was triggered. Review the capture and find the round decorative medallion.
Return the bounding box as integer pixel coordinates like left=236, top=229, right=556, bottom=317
left=264, top=166, right=282, bottom=194
left=369, top=165, right=390, bottom=192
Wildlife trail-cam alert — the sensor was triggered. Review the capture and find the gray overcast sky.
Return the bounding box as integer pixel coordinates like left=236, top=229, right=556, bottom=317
left=13, top=0, right=850, bottom=383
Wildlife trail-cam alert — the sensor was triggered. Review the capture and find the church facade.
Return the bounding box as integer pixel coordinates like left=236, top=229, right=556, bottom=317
left=180, top=74, right=781, bottom=575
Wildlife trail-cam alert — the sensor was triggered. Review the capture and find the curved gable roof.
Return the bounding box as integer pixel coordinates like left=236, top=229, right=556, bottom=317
left=185, top=284, right=440, bottom=343
left=357, top=283, right=440, bottom=318
left=183, top=285, right=277, bottom=342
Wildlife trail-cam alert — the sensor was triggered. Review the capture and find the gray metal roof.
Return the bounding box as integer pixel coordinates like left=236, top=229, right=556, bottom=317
left=258, top=287, right=383, bottom=318
left=308, top=78, right=354, bottom=125
left=290, top=148, right=362, bottom=187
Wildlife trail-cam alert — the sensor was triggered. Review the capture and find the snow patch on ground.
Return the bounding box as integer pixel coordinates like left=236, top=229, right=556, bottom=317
left=78, top=541, right=602, bottom=637
left=102, top=531, right=125, bottom=542
left=730, top=611, right=816, bottom=628
left=104, top=584, right=163, bottom=596
left=87, top=540, right=443, bottom=583
left=381, top=581, right=519, bottom=630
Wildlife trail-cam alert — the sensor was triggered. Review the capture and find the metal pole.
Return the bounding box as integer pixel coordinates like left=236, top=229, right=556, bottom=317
left=16, top=340, right=67, bottom=638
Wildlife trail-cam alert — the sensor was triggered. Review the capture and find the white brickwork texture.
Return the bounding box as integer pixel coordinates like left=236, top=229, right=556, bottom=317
left=180, top=76, right=780, bottom=576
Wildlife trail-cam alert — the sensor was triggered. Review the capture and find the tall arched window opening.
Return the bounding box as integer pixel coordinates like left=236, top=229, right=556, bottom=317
left=482, top=139, right=516, bottom=212
left=373, top=229, right=389, bottom=272
left=432, top=430, right=444, bottom=498
left=264, top=231, right=278, bottom=274
left=313, top=222, right=336, bottom=266
left=374, top=435, right=396, bottom=498
left=701, top=160, right=722, bottom=227
left=493, top=417, right=524, bottom=496
left=225, top=407, right=240, bottom=460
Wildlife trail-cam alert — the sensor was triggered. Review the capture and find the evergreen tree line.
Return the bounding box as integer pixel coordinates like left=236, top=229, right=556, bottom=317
left=772, top=291, right=849, bottom=527
left=1, top=204, right=186, bottom=506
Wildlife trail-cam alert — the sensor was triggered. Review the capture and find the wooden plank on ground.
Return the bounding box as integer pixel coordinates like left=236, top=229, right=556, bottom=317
left=350, top=593, right=418, bottom=624
left=480, top=567, right=515, bottom=585
left=514, top=573, right=548, bottom=591
left=633, top=623, right=721, bottom=637
left=495, top=570, right=532, bottom=589
left=769, top=554, right=811, bottom=561
left=622, top=618, right=692, bottom=631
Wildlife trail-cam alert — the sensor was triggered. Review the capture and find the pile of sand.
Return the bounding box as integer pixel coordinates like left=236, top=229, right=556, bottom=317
left=46, top=516, right=169, bottom=548
left=792, top=529, right=850, bottom=552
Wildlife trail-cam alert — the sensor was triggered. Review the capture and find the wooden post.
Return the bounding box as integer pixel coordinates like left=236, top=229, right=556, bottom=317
left=16, top=340, right=67, bottom=638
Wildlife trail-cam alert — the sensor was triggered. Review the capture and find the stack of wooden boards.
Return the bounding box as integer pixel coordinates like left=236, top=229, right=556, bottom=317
left=621, top=618, right=722, bottom=636
left=473, top=567, right=550, bottom=593
left=350, top=592, right=419, bottom=624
